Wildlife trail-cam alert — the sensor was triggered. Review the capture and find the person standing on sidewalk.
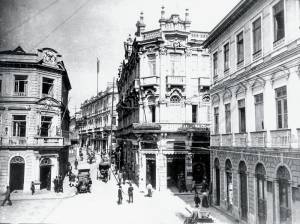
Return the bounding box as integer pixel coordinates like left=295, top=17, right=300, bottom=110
left=194, top=192, right=201, bottom=208
left=118, top=185, right=123, bottom=204
left=31, top=181, right=35, bottom=195
left=128, top=182, right=134, bottom=203
left=118, top=171, right=123, bottom=185
left=1, top=186, right=12, bottom=206
left=146, top=183, right=153, bottom=197
left=74, top=158, right=78, bottom=170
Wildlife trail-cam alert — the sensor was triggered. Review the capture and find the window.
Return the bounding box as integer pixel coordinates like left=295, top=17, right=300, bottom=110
left=0, top=79, right=2, bottom=94
left=13, top=115, right=26, bottom=137
left=40, top=116, right=52, bottom=137
left=273, top=0, right=285, bottom=42
left=148, top=56, right=156, bottom=76
left=224, top=43, right=229, bottom=71
left=253, top=17, right=262, bottom=54
left=112, top=116, right=116, bottom=125
left=150, top=106, right=156, bottom=122
left=170, top=54, right=181, bottom=76
left=225, top=103, right=231, bottom=133
left=236, top=32, right=244, bottom=64
left=254, top=93, right=264, bottom=131
left=213, top=52, right=218, bottom=78
left=238, top=99, right=246, bottom=133
left=192, top=105, right=197, bottom=123
left=14, top=75, right=28, bottom=96
left=214, top=107, right=219, bottom=134
left=275, top=86, right=288, bottom=128
left=42, top=77, right=54, bottom=96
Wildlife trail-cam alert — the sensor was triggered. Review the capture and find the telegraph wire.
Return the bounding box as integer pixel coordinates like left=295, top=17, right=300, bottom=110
left=3, top=0, right=60, bottom=36
left=31, top=0, right=93, bottom=50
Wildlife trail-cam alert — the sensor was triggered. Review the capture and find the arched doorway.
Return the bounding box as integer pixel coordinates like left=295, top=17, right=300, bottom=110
left=277, top=166, right=291, bottom=224
left=256, top=163, right=266, bottom=224
left=40, top=158, right=52, bottom=190
left=9, top=156, right=25, bottom=191
left=239, top=161, right=248, bottom=221
left=214, top=158, right=220, bottom=206
left=225, top=159, right=233, bottom=211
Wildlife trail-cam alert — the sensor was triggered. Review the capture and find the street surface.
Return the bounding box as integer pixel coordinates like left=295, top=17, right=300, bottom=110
left=0, top=155, right=234, bottom=224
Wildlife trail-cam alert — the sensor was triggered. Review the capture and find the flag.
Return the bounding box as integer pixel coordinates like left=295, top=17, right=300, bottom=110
left=97, top=57, right=100, bottom=74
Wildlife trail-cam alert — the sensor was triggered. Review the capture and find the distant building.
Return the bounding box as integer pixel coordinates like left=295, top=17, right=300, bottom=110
left=0, top=47, right=71, bottom=192
left=78, top=82, right=118, bottom=154
left=117, top=8, right=211, bottom=192
left=204, top=0, right=300, bottom=223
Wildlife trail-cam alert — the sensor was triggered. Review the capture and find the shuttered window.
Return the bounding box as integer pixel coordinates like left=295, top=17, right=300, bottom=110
left=254, top=93, right=264, bottom=131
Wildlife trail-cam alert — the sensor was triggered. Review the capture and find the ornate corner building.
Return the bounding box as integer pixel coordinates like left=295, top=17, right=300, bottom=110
left=204, top=0, right=300, bottom=223
left=0, top=47, right=71, bottom=192
left=116, top=8, right=211, bottom=192
left=77, top=83, right=118, bottom=154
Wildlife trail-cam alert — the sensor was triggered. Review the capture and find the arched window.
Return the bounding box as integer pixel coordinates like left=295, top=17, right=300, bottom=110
left=10, top=156, right=25, bottom=164
left=214, top=158, right=220, bottom=206
left=255, top=163, right=267, bottom=223
left=277, top=166, right=291, bottom=223
left=225, top=159, right=233, bottom=211
left=239, top=161, right=248, bottom=220
left=170, top=95, right=181, bottom=103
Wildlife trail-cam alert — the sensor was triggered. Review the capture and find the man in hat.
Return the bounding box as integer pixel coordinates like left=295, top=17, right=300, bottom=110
left=1, top=186, right=12, bottom=206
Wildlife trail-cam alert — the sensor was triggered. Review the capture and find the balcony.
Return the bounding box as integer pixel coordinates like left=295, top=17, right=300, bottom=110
left=211, top=135, right=220, bottom=147
left=13, top=91, right=27, bottom=96
left=234, top=133, right=248, bottom=147
left=8, top=137, right=27, bottom=145
left=221, top=134, right=232, bottom=147
left=34, top=137, right=64, bottom=147
left=166, top=76, right=186, bottom=87
left=250, top=131, right=266, bottom=147
left=270, top=129, right=291, bottom=148
left=140, top=76, right=159, bottom=87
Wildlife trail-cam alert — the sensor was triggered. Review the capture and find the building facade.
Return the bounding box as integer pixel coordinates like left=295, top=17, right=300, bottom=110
left=0, top=47, right=71, bottom=192
left=204, top=0, right=300, bottom=223
left=78, top=82, right=118, bottom=154
left=116, top=8, right=211, bottom=192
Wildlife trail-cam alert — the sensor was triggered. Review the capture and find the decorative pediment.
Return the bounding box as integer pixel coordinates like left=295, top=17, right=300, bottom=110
left=223, top=88, right=232, bottom=102
left=38, top=48, right=61, bottom=67
left=271, top=65, right=290, bottom=86
left=36, top=97, right=61, bottom=111
left=251, top=76, right=265, bottom=92
left=202, top=94, right=210, bottom=103
left=211, top=93, right=220, bottom=105
left=235, top=83, right=247, bottom=98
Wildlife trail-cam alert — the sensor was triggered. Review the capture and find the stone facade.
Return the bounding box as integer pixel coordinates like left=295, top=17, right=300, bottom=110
left=204, top=0, right=300, bottom=223
left=78, top=82, right=118, bottom=154
left=116, top=8, right=211, bottom=192
left=0, top=47, right=71, bottom=193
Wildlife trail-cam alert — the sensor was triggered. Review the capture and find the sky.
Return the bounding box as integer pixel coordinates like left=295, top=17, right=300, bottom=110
left=0, top=0, right=240, bottom=115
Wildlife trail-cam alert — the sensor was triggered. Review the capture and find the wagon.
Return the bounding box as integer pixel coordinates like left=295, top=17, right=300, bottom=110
left=76, top=166, right=92, bottom=193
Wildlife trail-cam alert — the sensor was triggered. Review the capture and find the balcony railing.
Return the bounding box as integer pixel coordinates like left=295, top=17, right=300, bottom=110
left=166, top=76, right=186, bottom=86
left=270, top=129, right=291, bottom=148
left=234, top=133, right=248, bottom=147
left=8, top=137, right=27, bottom=145
left=250, top=131, right=266, bottom=147
left=140, top=76, right=159, bottom=87
left=35, top=137, right=64, bottom=146
left=13, top=91, right=27, bottom=96
left=211, top=135, right=220, bottom=147
left=221, top=134, right=232, bottom=146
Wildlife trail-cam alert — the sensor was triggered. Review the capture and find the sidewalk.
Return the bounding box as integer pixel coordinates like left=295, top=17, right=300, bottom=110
left=0, top=177, right=76, bottom=201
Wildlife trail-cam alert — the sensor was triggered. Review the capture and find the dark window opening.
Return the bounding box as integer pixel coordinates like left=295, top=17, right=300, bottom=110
left=40, top=116, right=52, bottom=137
left=14, top=75, right=28, bottom=95
left=214, top=107, right=219, bottom=134
left=213, top=52, right=218, bottom=78
left=238, top=99, right=246, bottom=133
left=224, top=43, right=229, bottom=71
left=253, top=17, right=262, bottom=54
left=273, top=0, right=285, bottom=42
left=237, top=32, right=244, bottom=64
left=276, top=86, right=288, bottom=128
left=192, top=105, right=197, bottom=123
left=42, top=77, right=54, bottom=96
left=225, top=103, right=231, bottom=133
left=13, top=115, right=26, bottom=137
left=150, top=105, right=156, bottom=122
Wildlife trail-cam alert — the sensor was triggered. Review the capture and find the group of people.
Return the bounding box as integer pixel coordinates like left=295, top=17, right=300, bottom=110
left=53, top=176, right=64, bottom=193
left=117, top=182, right=134, bottom=204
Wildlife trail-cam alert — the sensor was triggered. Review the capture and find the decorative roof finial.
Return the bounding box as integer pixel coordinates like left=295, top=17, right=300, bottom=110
left=185, top=8, right=190, bottom=22
left=161, top=6, right=165, bottom=19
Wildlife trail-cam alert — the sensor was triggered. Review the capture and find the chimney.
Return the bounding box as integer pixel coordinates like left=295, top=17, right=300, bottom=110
left=135, top=12, right=146, bottom=37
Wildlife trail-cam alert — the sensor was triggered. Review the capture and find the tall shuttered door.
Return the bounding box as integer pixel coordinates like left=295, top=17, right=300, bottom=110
left=240, top=162, right=248, bottom=221
left=9, top=156, right=25, bottom=191
left=215, top=167, right=220, bottom=205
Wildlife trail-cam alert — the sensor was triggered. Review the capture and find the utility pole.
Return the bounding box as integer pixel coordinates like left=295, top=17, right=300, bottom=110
left=97, top=57, right=100, bottom=95
left=109, top=77, right=115, bottom=161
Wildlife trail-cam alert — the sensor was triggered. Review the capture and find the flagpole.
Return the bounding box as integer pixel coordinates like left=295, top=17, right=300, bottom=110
left=97, top=57, right=99, bottom=95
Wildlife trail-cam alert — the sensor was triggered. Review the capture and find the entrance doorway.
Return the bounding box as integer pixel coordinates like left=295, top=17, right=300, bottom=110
left=214, top=158, right=220, bottom=206
left=239, top=161, right=248, bottom=221
left=9, top=156, right=25, bottom=191
left=225, top=159, right=233, bottom=211
left=256, top=163, right=266, bottom=224
left=167, top=155, right=185, bottom=189
left=146, top=155, right=156, bottom=189
left=40, top=158, right=52, bottom=190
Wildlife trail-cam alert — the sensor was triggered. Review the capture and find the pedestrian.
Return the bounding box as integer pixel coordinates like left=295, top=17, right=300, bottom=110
left=118, top=185, right=123, bottom=204
left=146, top=183, right=153, bottom=197
left=74, top=158, right=78, bottom=170
left=128, top=182, right=134, bottom=203
left=31, top=181, right=35, bottom=195
left=201, top=191, right=209, bottom=208
left=59, top=175, right=64, bottom=193
left=118, top=171, right=123, bottom=185
left=194, top=192, right=201, bottom=208
left=108, top=168, right=111, bottom=181
left=1, top=186, right=12, bottom=206
left=54, top=176, right=58, bottom=193
left=123, top=170, right=126, bottom=185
